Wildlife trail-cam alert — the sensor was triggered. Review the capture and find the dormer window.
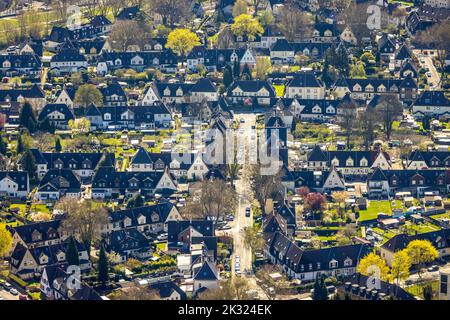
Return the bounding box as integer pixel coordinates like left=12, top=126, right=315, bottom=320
left=329, top=259, right=338, bottom=268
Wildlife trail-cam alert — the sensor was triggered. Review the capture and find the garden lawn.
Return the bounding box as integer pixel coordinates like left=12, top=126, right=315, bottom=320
left=358, top=200, right=393, bottom=222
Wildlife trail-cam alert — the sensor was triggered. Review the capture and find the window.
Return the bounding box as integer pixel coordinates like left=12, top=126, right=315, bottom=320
left=441, top=275, right=448, bottom=295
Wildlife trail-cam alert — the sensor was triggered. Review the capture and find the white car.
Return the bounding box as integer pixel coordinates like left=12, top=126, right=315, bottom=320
left=9, top=288, right=18, bottom=295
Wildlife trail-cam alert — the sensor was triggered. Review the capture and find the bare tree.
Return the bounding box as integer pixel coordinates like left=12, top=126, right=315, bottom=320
left=56, top=198, right=108, bottom=257
left=249, top=164, right=283, bottom=215
left=151, top=0, right=191, bottom=28
left=181, top=180, right=237, bottom=226
left=357, top=107, right=378, bottom=150
left=337, top=102, right=358, bottom=149
left=375, top=94, right=403, bottom=141
left=198, top=278, right=251, bottom=300
left=277, top=2, right=313, bottom=41
left=109, top=20, right=150, bottom=51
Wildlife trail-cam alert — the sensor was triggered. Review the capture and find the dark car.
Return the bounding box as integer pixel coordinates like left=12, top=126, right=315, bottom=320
left=245, top=207, right=251, bottom=217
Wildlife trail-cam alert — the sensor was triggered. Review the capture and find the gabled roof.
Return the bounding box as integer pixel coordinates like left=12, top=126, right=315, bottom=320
left=0, top=171, right=28, bottom=191
left=287, top=72, right=323, bottom=88
left=413, top=91, right=450, bottom=107
left=193, top=260, right=219, bottom=281
left=308, top=145, right=328, bottom=162
left=130, top=147, right=153, bottom=164
left=150, top=281, right=187, bottom=299
left=38, top=103, right=74, bottom=122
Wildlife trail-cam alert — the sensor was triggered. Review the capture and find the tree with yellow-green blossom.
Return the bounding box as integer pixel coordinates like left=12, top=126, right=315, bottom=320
left=0, top=223, right=12, bottom=257
left=166, top=28, right=200, bottom=57
left=406, top=240, right=439, bottom=279
left=357, top=252, right=390, bottom=281
left=230, top=14, right=263, bottom=42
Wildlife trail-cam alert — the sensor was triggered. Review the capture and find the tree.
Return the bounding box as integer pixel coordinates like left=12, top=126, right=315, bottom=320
left=296, top=186, right=310, bottom=200
left=423, top=284, right=434, bottom=300
left=255, top=265, right=289, bottom=300
left=223, top=65, right=233, bottom=88
left=232, top=0, right=248, bottom=17
left=39, top=117, right=55, bottom=134
left=66, top=236, right=80, bottom=266
left=258, top=10, right=274, bottom=28
left=390, top=249, right=411, bottom=285
left=278, top=3, right=313, bottom=41
left=21, top=149, right=36, bottom=182
left=304, top=192, right=327, bottom=214
left=255, top=56, right=272, bottom=80
left=243, top=225, right=265, bottom=253
left=16, top=135, right=24, bottom=155
left=181, top=180, right=237, bottom=226
left=405, top=240, right=439, bottom=279
left=19, top=102, right=37, bottom=133
left=349, top=61, right=366, bottom=78
left=241, top=63, right=252, bottom=80
left=199, top=278, right=251, bottom=300
left=312, top=275, right=329, bottom=300
left=68, top=118, right=91, bottom=135
left=166, top=28, right=200, bottom=57
left=98, top=244, right=109, bottom=287
left=0, top=136, right=6, bottom=155
left=55, top=137, right=62, bottom=152
left=358, top=108, right=377, bottom=150
left=357, top=252, right=390, bottom=281
left=375, top=94, right=403, bottom=141
left=109, top=20, right=150, bottom=51
left=331, top=191, right=348, bottom=218
left=0, top=223, right=13, bottom=257
left=415, top=21, right=450, bottom=85
left=230, top=14, right=264, bottom=42
left=74, top=84, right=103, bottom=110
left=152, top=0, right=192, bottom=28
left=56, top=198, right=109, bottom=257
left=337, top=102, right=358, bottom=149
left=249, top=164, right=283, bottom=215
left=127, top=194, right=144, bottom=208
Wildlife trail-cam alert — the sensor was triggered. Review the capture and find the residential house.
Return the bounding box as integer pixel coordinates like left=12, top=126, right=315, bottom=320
left=35, top=169, right=82, bottom=201
left=226, top=80, right=276, bottom=106
left=38, top=103, right=74, bottom=130
left=284, top=72, right=325, bottom=100
left=412, top=91, right=450, bottom=119
left=0, top=171, right=29, bottom=198
left=264, top=231, right=371, bottom=281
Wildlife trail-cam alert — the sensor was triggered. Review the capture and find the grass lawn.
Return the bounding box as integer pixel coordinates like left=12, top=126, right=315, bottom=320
left=405, top=280, right=439, bottom=300
left=358, top=200, right=393, bottom=222
left=371, top=227, right=397, bottom=242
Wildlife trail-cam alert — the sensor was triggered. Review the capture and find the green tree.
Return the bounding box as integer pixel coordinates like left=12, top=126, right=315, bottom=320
left=74, top=84, right=103, bottom=109
left=98, top=244, right=109, bottom=287
left=19, top=102, right=37, bottom=133
left=20, top=149, right=36, bottom=182
left=230, top=14, right=264, bottom=42
left=349, top=61, right=366, bottom=78
left=258, top=10, right=274, bottom=28
left=166, top=28, right=200, bottom=57
left=0, top=136, right=7, bottom=155
left=55, top=137, right=62, bottom=152
left=223, top=65, right=233, bottom=88
left=16, top=135, right=24, bottom=154
left=312, top=275, right=328, bottom=300
left=66, top=236, right=80, bottom=266
left=241, top=63, right=252, bottom=80
left=39, top=117, right=55, bottom=134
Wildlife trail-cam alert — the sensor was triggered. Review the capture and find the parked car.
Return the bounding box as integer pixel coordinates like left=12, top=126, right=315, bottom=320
left=3, top=282, right=12, bottom=290
left=19, top=295, right=27, bottom=300
left=428, top=265, right=439, bottom=272
left=9, top=288, right=18, bottom=295
left=245, top=207, right=251, bottom=217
